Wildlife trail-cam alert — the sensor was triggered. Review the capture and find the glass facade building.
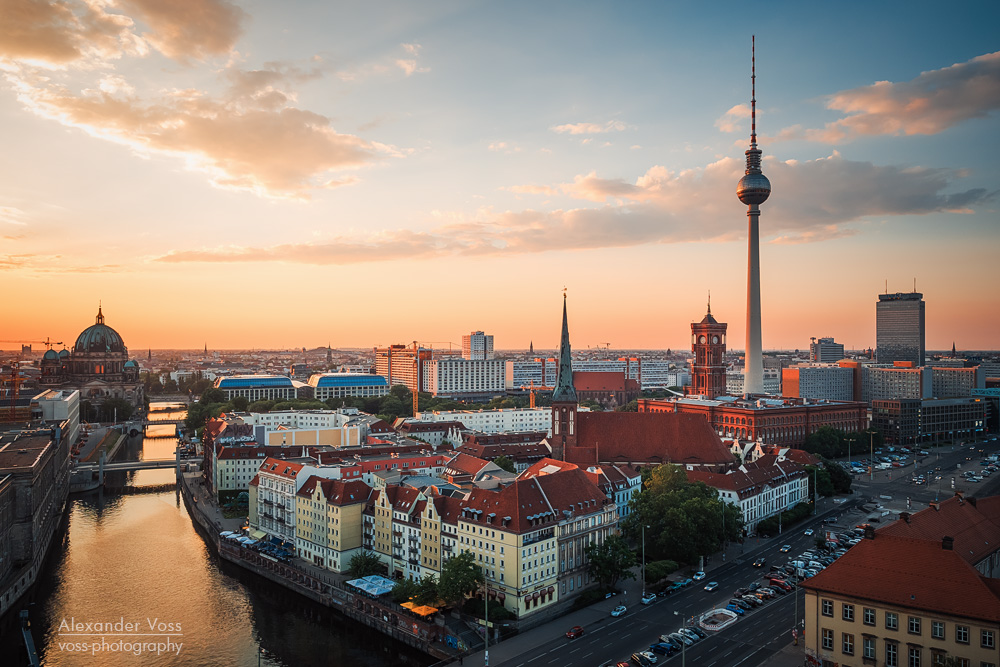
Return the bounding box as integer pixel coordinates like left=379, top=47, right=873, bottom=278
left=876, top=292, right=925, bottom=367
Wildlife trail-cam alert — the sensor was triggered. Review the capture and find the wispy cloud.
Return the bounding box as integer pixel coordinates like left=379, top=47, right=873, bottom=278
left=154, top=152, right=993, bottom=264
left=552, top=120, right=628, bottom=135
left=715, top=104, right=750, bottom=132
left=122, top=0, right=246, bottom=62
left=784, top=51, right=1000, bottom=143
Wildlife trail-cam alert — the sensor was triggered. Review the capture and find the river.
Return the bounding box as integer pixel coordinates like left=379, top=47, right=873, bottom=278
left=2, top=403, right=433, bottom=667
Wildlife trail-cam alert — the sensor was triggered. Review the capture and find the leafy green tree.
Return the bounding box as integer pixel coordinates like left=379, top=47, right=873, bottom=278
left=190, top=378, right=212, bottom=396
left=348, top=550, right=384, bottom=578
left=390, top=384, right=410, bottom=401
left=803, top=425, right=844, bottom=459
left=201, top=387, right=227, bottom=404
left=492, top=456, right=516, bottom=473
left=98, top=397, right=134, bottom=422
left=615, top=399, right=639, bottom=412
left=580, top=399, right=602, bottom=410
left=231, top=396, right=249, bottom=412
left=644, top=559, right=679, bottom=584
left=392, top=578, right=420, bottom=603
left=805, top=465, right=835, bottom=498
left=823, top=459, right=852, bottom=494
left=248, top=399, right=277, bottom=413
left=438, top=551, right=484, bottom=608
left=622, top=465, right=743, bottom=564
left=414, top=575, right=440, bottom=606
left=585, top=535, right=636, bottom=591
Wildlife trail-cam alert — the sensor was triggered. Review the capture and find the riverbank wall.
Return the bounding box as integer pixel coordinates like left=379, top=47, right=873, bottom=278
left=178, top=472, right=455, bottom=661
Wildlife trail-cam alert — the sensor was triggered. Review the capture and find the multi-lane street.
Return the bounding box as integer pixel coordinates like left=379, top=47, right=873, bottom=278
left=492, top=436, right=1000, bottom=667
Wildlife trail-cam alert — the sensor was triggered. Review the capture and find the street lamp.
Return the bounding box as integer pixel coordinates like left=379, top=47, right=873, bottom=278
left=673, top=610, right=686, bottom=667
left=641, top=524, right=650, bottom=596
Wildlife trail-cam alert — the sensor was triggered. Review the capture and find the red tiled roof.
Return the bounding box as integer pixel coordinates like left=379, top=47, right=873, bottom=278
left=573, top=371, right=628, bottom=392
left=461, top=468, right=607, bottom=534
left=259, top=457, right=305, bottom=479
left=877, top=494, right=1000, bottom=567
left=433, top=495, right=464, bottom=525
left=687, top=460, right=805, bottom=499
left=803, top=533, right=1000, bottom=622
left=518, top=457, right=578, bottom=479
left=445, top=452, right=492, bottom=476
left=458, top=440, right=550, bottom=462
left=573, top=412, right=734, bottom=467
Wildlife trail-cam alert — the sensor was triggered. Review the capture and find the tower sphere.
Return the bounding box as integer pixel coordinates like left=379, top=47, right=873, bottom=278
left=737, top=172, right=771, bottom=206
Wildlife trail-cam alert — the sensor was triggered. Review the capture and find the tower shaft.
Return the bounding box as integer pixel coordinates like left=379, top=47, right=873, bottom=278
left=745, top=206, right=763, bottom=394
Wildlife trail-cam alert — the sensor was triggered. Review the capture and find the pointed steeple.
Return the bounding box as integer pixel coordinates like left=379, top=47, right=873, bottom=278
left=552, top=292, right=577, bottom=403
left=95, top=302, right=105, bottom=325
left=952, top=341, right=957, bottom=357
left=529, top=340, right=533, bottom=355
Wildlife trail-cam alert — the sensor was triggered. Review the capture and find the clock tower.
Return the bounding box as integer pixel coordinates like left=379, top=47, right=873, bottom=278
left=689, top=296, right=728, bottom=399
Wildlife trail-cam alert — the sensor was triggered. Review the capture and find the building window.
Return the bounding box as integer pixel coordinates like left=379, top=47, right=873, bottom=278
left=887, top=612, right=899, bottom=631
left=843, top=603, right=855, bottom=622
left=909, top=617, right=922, bottom=635
left=908, top=646, right=921, bottom=667
left=863, top=607, right=876, bottom=626
left=956, top=625, right=970, bottom=644
left=931, top=621, right=945, bottom=640
left=863, top=636, right=875, bottom=659
left=886, top=642, right=898, bottom=667
left=843, top=633, right=854, bottom=656
left=822, top=599, right=833, bottom=617
left=822, top=628, right=834, bottom=650
left=983, top=630, right=995, bottom=649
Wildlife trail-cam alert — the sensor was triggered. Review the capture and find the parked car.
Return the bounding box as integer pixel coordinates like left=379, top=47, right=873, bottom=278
left=726, top=603, right=745, bottom=615
left=729, top=598, right=750, bottom=610
left=678, top=628, right=700, bottom=642
left=642, top=593, right=657, bottom=605
left=566, top=625, right=584, bottom=639
left=668, top=632, right=694, bottom=646
left=649, top=643, right=675, bottom=656
left=688, top=627, right=707, bottom=639
left=659, top=634, right=682, bottom=649
left=611, top=605, right=627, bottom=617
left=639, top=651, right=658, bottom=663
left=631, top=653, right=652, bottom=667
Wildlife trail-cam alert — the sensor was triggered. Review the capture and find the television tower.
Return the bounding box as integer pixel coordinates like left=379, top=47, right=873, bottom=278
left=736, top=36, right=771, bottom=395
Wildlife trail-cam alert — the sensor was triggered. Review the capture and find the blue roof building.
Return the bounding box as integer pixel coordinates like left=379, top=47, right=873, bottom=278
left=307, top=373, right=389, bottom=400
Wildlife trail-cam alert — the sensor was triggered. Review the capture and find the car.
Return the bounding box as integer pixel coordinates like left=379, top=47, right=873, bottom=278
left=659, top=635, right=682, bottom=649
left=753, top=557, right=766, bottom=567
left=688, top=626, right=707, bottom=639
left=704, top=581, right=719, bottom=591
left=566, top=625, right=584, bottom=639
left=729, top=598, right=751, bottom=610
left=804, top=528, right=815, bottom=536
left=631, top=653, right=652, bottom=667
left=678, top=628, right=700, bottom=642
left=642, top=593, right=657, bottom=605
left=726, top=603, right=745, bottom=615
left=779, top=544, right=792, bottom=552
left=742, top=595, right=762, bottom=607
left=649, top=643, right=675, bottom=656
left=668, top=632, right=694, bottom=646
left=611, top=605, right=627, bottom=617
left=734, top=587, right=749, bottom=596
left=692, top=571, right=706, bottom=581
left=680, top=578, right=694, bottom=587
left=639, top=651, right=658, bottom=663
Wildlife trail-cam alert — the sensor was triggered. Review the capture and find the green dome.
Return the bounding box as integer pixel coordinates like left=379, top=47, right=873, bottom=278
left=58, top=349, right=70, bottom=359
left=43, top=349, right=59, bottom=361
left=74, top=307, right=126, bottom=354
left=124, top=360, right=137, bottom=368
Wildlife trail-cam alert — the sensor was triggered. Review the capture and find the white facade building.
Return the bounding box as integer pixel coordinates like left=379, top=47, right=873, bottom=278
left=687, top=458, right=809, bottom=533
left=410, top=407, right=553, bottom=435
left=462, top=331, right=495, bottom=360
left=422, top=358, right=506, bottom=398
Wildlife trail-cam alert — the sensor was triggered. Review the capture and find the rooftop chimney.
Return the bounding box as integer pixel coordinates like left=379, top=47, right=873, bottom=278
left=864, top=525, right=875, bottom=540
left=900, top=512, right=911, bottom=524
left=942, top=536, right=954, bottom=551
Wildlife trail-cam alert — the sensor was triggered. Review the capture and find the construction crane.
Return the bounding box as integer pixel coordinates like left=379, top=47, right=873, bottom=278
left=519, top=381, right=554, bottom=408
left=1, top=337, right=63, bottom=354
left=5, top=362, right=25, bottom=422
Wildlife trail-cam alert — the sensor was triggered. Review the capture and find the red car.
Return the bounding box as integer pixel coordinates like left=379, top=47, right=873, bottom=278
left=566, top=625, right=584, bottom=639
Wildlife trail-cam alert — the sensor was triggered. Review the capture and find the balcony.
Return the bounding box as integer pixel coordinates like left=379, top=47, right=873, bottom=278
left=522, top=529, right=555, bottom=546
left=442, top=544, right=452, bottom=552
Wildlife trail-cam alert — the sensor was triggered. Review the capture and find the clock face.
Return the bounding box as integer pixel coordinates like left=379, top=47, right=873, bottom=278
left=699, top=335, right=706, bottom=344
left=712, top=335, right=719, bottom=344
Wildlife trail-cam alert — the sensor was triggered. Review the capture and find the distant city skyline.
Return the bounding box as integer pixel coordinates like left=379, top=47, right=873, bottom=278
left=2, top=2, right=998, bottom=350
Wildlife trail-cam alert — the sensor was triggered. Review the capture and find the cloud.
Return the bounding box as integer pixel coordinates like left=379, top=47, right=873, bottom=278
left=0, top=0, right=136, bottom=65
left=488, top=141, right=522, bottom=153
left=121, top=0, right=245, bottom=62
left=0, top=206, right=28, bottom=225
left=552, top=120, right=628, bottom=135
left=787, top=51, right=1000, bottom=143
left=715, top=104, right=750, bottom=132
left=0, top=252, right=122, bottom=273
left=154, top=152, right=993, bottom=264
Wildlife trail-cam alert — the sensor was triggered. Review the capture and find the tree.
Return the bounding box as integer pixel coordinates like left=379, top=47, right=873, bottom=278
left=201, top=387, right=227, bottom=404
left=585, top=535, right=636, bottom=591
left=492, top=455, right=516, bottom=473
left=615, top=399, right=639, bottom=412
left=392, top=578, right=420, bottom=603
left=348, top=550, right=384, bottom=578
left=622, top=464, right=743, bottom=564
left=805, top=465, right=835, bottom=498
left=414, top=575, right=440, bottom=606
left=438, top=551, right=483, bottom=608
left=231, top=396, right=249, bottom=412
left=643, top=559, right=678, bottom=584
left=823, top=459, right=853, bottom=495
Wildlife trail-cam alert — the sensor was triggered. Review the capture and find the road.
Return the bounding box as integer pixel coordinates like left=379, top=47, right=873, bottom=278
left=481, top=436, right=1000, bottom=667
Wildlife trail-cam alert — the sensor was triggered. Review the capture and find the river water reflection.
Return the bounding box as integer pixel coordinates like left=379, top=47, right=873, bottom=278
left=3, top=403, right=432, bottom=667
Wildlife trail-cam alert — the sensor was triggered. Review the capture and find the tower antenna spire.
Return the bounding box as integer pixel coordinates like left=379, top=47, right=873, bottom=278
left=750, top=35, right=757, bottom=150
left=707, top=290, right=712, bottom=316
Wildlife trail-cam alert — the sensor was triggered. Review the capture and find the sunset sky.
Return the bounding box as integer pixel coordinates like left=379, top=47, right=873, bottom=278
left=2, top=1, right=999, bottom=353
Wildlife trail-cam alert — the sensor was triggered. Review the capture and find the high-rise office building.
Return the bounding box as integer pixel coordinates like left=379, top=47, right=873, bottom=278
left=809, top=337, right=845, bottom=363
left=876, top=292, right=925, bottom=367
left=461, top=331, right=494, bottom=360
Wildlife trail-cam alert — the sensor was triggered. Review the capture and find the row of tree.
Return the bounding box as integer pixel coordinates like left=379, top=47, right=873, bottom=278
left=802, top=426, right=884, bottom=460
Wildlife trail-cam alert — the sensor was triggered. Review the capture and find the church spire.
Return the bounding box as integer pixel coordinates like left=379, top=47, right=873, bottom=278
left=552, top=292, right=577, bottom=403
left=96, top=302, right=104, bottom=325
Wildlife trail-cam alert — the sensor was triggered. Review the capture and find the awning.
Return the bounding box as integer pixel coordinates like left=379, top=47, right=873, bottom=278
left=251, top=530, right=267, bottom=540
left=546, top=586, right=554, bottom=594
left=270, top=536, right=283, bottom=545
left=400, top=601, right=416, bottom=610
left=411, top=605, right=437, bottom=616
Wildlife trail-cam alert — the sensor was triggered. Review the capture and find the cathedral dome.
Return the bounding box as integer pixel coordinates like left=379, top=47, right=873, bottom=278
left=43, top=349, right=59, bottom=361
left=58, top=349, right=70, bottom=359
left=74, top=307, right=127, bottom=354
